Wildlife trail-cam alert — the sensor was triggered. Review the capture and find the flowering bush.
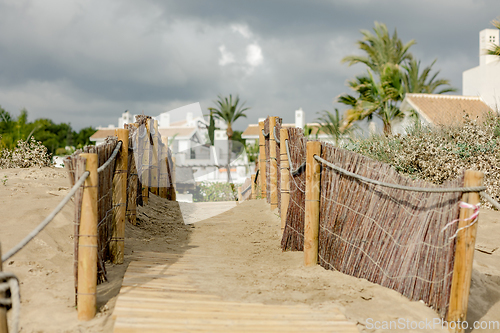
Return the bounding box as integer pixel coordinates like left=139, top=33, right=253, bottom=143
left=345, top=112, right=500, bottom=208
left=0, top=137, right=52, bottom=168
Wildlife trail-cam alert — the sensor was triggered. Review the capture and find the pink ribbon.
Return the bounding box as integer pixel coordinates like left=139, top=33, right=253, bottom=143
left=441, top=202, right=480, bottom=240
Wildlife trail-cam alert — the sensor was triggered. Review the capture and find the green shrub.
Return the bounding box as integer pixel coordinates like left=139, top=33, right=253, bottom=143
left=0, top=137, right=52, bottom=169
left=192, top=182, right=237, bottom=202
left=345, top=112, right=500, bottom=208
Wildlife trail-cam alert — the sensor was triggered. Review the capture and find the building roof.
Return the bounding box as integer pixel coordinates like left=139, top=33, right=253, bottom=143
left=401, top=93, right=494, bottom=126
left=90, top=129, right=116, bottom=140
left=241, top=123, right=327, bottom=138
left=159, top=127, right=197, bottom=139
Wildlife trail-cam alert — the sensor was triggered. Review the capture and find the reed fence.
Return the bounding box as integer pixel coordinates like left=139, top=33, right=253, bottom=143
left=0, top=115, right=177, bottom=331
left=249, top=115, right=500, bottom=333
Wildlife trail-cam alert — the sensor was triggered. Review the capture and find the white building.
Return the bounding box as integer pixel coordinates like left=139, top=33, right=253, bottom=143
left=463, top=28, right=500, bottom=110
left=241, top=108, right=334, bottom=145
left=90, top=105, right=251, bottom=185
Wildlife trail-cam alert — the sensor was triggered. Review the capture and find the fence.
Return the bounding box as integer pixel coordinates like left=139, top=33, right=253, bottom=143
left=249, top=115, right=500, bottom=333
left=0, top=115, right=176, bottom=330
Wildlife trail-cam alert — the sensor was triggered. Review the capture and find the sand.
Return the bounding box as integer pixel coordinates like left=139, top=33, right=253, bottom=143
left=0, top=166, right=499, bottom=332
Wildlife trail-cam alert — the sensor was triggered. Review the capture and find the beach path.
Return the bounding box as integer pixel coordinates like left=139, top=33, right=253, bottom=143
left=112, top=250, right=359, bottom=332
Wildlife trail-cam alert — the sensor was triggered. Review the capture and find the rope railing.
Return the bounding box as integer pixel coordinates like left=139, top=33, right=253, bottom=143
left=2, top=171, right=90, bottom=262
left=313, top=155, right=487, bottom=193
left=241, top=184, right=252, bottom=195
left=273, top=126, right=280, bottom=144
left=97, top=141, right=122, bottom=174
left=262, top=129, right=269, bottom=137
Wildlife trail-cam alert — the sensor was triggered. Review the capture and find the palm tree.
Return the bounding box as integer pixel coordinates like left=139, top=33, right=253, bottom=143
left=486, top=19, right=500, bottom=57
left=338, top=66, right=405, bottom=136
left=315, top=109, right=356, bottom=146
left=208, top=94, right=249, bottom=182
left=342, top=22, right=415, bottom=76
left=402, top=59, right=456, bottom=94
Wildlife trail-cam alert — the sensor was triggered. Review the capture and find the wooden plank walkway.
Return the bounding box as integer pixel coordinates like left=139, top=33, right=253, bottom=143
left=113, top=251, right=359, bottom=332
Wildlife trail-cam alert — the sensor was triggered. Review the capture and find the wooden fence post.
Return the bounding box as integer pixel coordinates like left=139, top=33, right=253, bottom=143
left=78, top=153, right=98, bottom=320
left=126, top=124, right=138, bottom=225
left=141, top=122, right=150, bottom=205
left=269, top=117, right=278, bottom=210
left=238, top=186, right=242, bottom=202
left=447, top=170, right=483, bottom=332
left=0, top=243, right=8, bottom=333
left=111, top=129, right=128, bottom=265
left=258, top=121, right=267, bottom=199
left=304, top=141, right=321, bottom=267
left=148, top=119, right=160, bottom=196
left=280, top=128, right=290, bottom=234
left=251, top=174, right=256, bottom=200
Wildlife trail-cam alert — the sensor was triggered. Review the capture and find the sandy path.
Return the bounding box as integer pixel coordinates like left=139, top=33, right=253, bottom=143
left=1, top=167, right=499, bottom=333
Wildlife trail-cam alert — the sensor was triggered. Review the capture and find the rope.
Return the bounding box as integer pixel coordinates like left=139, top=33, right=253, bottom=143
left=313, top=155, right=487, bottom=193
left=254, top=169, right=260, bottom=183
left=480, top=192, right=500, bottom=210
left=2, top=171, right=90, bottom=262
left=97, top=141, right=122, bottom=173
left=285, top=139, right=306, bottom=176
left=261, top=129, right=269, bottom=137
left=273, top=126, right=280, bottom=144
left=241, top=184, right=252, bottom=195
left=0, top=272, right=20, bottom=333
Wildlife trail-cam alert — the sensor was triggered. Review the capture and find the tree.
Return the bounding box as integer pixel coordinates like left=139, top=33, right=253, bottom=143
left=339, top=22, right=455, bottom=136
left=315, top=109, right=356, bottom=146
left=342, top=22, right=415, bottom=75
left=208, top=94, right=249, bottom=182
left=486, top=19, right=500, bottom=57
left=402, top=59, right=456, bottom=94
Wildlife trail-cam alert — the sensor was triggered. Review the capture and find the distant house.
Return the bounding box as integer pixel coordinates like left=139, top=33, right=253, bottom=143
left=241, top=108, right=334, bottom=145
left=463, top=28, right=500, bottom=110
left=392, top=93, right=494, bottom=134
left=90, top=107, right=251, bottom=184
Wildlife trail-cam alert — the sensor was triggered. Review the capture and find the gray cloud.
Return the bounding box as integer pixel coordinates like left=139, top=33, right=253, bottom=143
left=0, top=0, right=498, bottom=131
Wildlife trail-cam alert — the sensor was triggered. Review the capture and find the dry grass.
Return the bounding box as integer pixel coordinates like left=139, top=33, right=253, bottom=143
left=0, top=137, right=51, bottom=169
left=346, top=112, right=500, bottom=208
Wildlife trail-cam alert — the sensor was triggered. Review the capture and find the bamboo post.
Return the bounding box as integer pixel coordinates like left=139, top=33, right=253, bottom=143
left=258, top=121, right=266, bottom=199
left=280, top=128, right=290, bottom=234
left=168, top=155, right=176, bottom=201
left=269, top=117, right=278, bottom=210
left=304, top=141, right=321, bottom=267
left=141, top=122, right=150, bottom=205
left=111, top=129, right=128, bottom=264
left=148, top=119, right=159, bottom=196
left=447, top=170, right=483, bottom=332
left=251, top=174, right=256, bottom=200
left=126, top=124, right=138, bottom=225
left=238, top=186, right=242, bottom=202
left=78, top=153, right=98, bottom=321
left=0, top=243, right=8, bottom=333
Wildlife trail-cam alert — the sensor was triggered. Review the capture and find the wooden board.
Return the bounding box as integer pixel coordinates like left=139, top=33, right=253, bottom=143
left=113, top=251, right=359, bottom=333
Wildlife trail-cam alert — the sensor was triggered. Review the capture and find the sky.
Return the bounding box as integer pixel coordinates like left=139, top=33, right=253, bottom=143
left=0, top=0, right=499, bottom=132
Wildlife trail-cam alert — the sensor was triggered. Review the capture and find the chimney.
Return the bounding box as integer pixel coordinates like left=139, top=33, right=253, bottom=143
left=186, top=112, right=193, bottom=125
left=159, top=113, right=170, bottom=127
left=295, top=108, right=305, bottom=129
left=480, top=28, right=499, bottom=66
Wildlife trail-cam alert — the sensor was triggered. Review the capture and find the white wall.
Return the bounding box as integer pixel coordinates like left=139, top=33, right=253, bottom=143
left=463, top=62, right=500, bottom=111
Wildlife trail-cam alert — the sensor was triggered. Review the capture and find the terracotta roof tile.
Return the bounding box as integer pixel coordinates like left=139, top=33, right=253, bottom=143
left=404, top=93, right=494, bottom=126
left=158, top=127, right=196, bottom=138
left=90, top=129, right=116, bottom=140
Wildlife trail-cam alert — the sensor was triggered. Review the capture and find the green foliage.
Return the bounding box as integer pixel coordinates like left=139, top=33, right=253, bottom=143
left=339, top=22, right=455, bottom=136
left=316, top=109, right=358, bottom=145
left=486, top=18, right=500, bottom=57
left=0, top=106, right=96, bottom=154
left=192, top=182, right=237, bottom=202
left=345, top=112, right=500, bottom=208
left=2, top=175, right=7, bottom=186
left=245, top=140, right=259, bottom=163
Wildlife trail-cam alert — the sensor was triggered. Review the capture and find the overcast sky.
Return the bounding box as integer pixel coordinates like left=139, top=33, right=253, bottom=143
left=0, top=0, right=499, bottom=131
